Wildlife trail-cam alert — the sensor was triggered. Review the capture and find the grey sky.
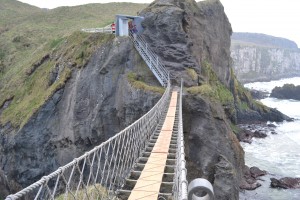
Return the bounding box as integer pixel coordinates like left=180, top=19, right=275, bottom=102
left=17, top=0, right=300, bottom=47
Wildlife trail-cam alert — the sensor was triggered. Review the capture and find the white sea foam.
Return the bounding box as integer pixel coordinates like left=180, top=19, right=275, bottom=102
left=245, top=77, right=300, bottom=93
left=240, top=77, right=300, bottom=199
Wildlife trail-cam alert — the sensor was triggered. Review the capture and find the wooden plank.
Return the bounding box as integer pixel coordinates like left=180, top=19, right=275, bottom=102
left=161, top=117, right=175, bottom=131
left=127, top=91, right=178, bottom=200
left=128, top=190, right=159, bottom=200
left=132, top=180, right=162, bottom=191
left=166, top=107, right=177, bottom=117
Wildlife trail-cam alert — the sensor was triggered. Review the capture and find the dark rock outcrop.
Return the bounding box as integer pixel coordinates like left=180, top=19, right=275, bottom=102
left=237, top=129, right=253, bottom=144
left=270, top=84, right=300, bottom=100
left=0, top=169, right=10, bottom=197
left=253, top=130, right=267, bottom=138
left=249, top=89, right=268, bottom=100
left=236, top=106, right=291, bottom=124
left=237, top=123, right=281, bottom=143
left=240, top=165, right=266, bottom=190
left=0, top=169, right=22, bottom=198
left=141, top=0, right=232, bottom=88
left=184, top=94, right=244, bottom=199
left=249, top=167, right=267, bottom=178
left=271, top=177, right=300, bottom=189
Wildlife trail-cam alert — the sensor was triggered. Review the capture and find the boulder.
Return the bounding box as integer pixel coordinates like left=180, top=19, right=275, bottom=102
left=267, top=123, right=277, bottom=128
left=240, top=165, right=264, bottom=191
left=270, top=84, right=300, bottom=100
left=237, top=129, right=253, bottom=144
left=250, top=89, right=269, bottom=100
left=253, top=130, right=267, bottom=138
left=250, top=167, right=267, bottom=178
left=270, top=177, right=300, bottom=189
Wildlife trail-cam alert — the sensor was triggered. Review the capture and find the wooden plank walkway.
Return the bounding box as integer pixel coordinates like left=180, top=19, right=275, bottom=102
left=128, top=91, right=178, bottom=200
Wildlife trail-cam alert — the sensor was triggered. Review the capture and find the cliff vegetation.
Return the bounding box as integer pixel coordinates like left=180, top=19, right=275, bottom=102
left=0, top=0, right=146, bottom=127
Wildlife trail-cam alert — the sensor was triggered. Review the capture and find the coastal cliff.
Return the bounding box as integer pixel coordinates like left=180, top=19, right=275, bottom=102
left=231, top=32, right=300, bottom=83
left=0, top=0, right=290, bottom=199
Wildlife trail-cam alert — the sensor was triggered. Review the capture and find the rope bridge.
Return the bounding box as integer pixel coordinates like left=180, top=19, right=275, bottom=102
left=5, top=33, right=214, bottom=200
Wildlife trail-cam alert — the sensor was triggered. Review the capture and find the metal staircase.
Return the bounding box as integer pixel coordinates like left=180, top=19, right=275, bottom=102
left=129, top=33, right=169, bottom=87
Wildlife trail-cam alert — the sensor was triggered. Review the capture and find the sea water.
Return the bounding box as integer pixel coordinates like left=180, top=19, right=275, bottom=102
left=239, top=77, right=300, bottom=200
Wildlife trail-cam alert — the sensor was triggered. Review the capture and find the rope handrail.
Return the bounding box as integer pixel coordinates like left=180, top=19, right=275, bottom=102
left=5, top=81, right=171, bottom=200
left=173, top=79, right=188, bottom=200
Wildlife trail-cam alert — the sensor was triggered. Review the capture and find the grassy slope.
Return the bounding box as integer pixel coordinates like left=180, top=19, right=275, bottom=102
left=0, top=0, right=147, bottom=127
left=231, top=32, right=298, bottom=49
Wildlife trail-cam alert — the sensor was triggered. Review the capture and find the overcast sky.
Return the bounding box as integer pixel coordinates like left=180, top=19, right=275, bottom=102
left=17, top=0, right=300, bottom=47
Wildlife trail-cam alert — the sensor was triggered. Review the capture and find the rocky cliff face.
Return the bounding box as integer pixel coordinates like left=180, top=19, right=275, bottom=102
left=0, top=37, right=161, bottom=197
left=141, top=0, right=243, bottom=199
left=231, top=33, right=300, bottom=83
left=141, top=0, right=232, bottom=88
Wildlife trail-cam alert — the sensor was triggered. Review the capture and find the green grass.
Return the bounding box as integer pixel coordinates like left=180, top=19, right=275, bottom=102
left=187, top=84, right=215, bottom=97
left=238, top=101, right=249, bottom=111
left=55, top=184, right=111, bottom=200
left=187, top=61, right=234, bottom=106
left=0, top=32, right=114, bottom=127
left=254, top=100, right=270, bottom=112
left=187, top=83, right=234, bottom=105
left=215, top=83, right=234, bottom=105
left=230, top=122, right=241, bottom=135
left=186, top=68, right=198, bottom=81
left=49, top=38, right=64, bottom=49
left=0, top=1, right=146, bottom=127
left=127, top=72, right=165, bottom=94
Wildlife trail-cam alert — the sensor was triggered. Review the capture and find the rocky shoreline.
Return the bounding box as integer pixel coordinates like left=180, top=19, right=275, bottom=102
left=238, top=122, right=300, bottom=192
left=237, top=123, right=279, bottom=144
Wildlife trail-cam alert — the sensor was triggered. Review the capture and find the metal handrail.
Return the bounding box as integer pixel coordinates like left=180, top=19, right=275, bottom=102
left=129, top=32, right=169, bottom=87
left=81, top=27, right=113, bottom=33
